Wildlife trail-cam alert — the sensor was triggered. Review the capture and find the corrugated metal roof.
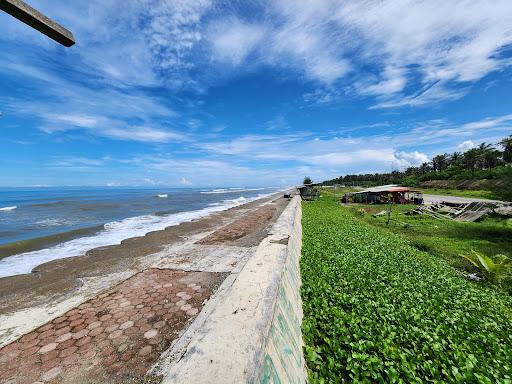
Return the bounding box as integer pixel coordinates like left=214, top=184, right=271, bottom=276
left=355, top=185, right=419, bottom=194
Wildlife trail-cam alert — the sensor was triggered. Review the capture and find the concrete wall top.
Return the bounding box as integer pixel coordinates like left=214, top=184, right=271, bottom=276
left=160, top=196, right=305, bottom=383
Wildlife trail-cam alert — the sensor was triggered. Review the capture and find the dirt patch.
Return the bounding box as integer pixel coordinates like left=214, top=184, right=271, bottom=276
left=0, top=268, right=226, bottom=384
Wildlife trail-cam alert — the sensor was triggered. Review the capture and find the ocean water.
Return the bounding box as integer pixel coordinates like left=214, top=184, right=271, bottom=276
left=0, top=187, right=280, bottom=278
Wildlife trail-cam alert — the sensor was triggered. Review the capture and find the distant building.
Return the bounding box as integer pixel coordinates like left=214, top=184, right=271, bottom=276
left=344, top=185, right=423, bottom=204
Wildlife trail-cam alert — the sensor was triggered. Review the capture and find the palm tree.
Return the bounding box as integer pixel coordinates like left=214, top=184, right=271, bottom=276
left=474, top=143, right=494, bottom=169
left=449, top=152, right=462, bottom=167
left=463, top=148, right=478, bottom=177
left=418, top=162, right=432, bottom=174
left=500, top=136, right=512, bottom=163
left=432, top=154, right=448, bottom=172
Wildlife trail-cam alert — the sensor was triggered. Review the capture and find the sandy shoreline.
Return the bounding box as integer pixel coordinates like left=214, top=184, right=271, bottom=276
left=0, top=191, right=289, bottom=320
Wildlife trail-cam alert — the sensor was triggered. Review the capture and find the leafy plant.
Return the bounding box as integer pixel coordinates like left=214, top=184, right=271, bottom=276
left=461, top=250, right=512, bottom=283
left=301, top=196, right=512, bottom=383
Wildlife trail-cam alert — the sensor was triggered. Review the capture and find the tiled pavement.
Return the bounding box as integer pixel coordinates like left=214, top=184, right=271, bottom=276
left=197, top=204, right=276, bottom=245
left=0, top=269, right=224, bottom=384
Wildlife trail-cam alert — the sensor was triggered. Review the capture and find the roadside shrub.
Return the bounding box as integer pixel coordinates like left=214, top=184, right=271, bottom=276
left=301, top=198, right=512, bottom=383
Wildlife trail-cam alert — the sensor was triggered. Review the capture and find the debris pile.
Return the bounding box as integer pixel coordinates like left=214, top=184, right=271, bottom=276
left=406, top=201, right=497, bottom=222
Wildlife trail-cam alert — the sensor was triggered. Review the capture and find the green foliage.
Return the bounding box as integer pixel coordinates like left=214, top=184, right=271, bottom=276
left=461, top=251, right=512, bottom=283
left=301, top=197, right=512, bottom=383
left=490, top=166, right=512, bottom=202
left=343, top=202, right=512, bottom=293
left=304, top=176, right=313, bottom=185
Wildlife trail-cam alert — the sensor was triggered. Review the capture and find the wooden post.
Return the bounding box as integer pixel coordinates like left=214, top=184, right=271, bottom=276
left=0, top=0, right=75, bottom=47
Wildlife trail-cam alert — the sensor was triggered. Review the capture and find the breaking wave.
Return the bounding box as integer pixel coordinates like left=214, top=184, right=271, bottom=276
left=0, top=206, right=17, bottom=211
left=200, top=188, right=264, bottom=194
left=0, top=192, right=274, bottom=278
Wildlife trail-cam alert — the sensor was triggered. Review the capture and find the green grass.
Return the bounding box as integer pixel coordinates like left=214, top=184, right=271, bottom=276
left=301, top=197, right=512, bottom=383
left=344, top=203, right=512, bottom=293
left=420, top=188, right=496, bottom=200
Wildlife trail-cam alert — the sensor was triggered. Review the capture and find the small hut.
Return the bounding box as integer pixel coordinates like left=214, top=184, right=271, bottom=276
left=344, top=185, right=423, bottom=204
left=297, top=183, right=321, bottom=201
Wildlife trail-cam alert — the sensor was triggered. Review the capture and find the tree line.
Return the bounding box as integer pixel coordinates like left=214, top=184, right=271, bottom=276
left=321, top=135, right=512, bottom=200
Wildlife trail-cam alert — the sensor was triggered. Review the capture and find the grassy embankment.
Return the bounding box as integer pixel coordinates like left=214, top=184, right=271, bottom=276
left=301, top=195, right=512, bottom=383
left=344, top=203, right=512, bottom=292
left=419, top=187, right=496, bottom=200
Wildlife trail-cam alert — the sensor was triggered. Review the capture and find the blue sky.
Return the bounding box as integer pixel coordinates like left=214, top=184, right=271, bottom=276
left=1, top=0, right=512, bottom=187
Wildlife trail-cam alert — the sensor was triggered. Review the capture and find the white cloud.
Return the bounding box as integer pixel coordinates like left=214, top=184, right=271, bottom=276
left=180, top=177, right=193, bottom=185
left=37, top=112, right=185, bottom=143
left=4, top=0, right=511, bottom=105
left=204, top=0, right=512, bottom=102
left=393, top=151, right=429, bottom=169
left=209, top=19, right=265, bottom=66
left=337, top=0, right=512, bottom=104
left=144, top=178, right=158, bottom=185
left=103, top=126, right=184, bottom=143
left=457, top=140, right=475, bottom=151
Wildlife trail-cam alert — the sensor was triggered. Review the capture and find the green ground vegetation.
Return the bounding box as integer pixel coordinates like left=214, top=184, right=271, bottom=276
left=301, top=196, right=512, bottom=383
left=343, top=203, right=512, bottom=293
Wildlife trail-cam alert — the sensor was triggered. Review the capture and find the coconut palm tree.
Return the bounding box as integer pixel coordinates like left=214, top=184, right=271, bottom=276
left=500, top=136, right=512, bottom=163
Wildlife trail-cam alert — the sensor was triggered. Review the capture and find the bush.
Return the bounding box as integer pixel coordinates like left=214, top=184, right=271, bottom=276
left=491, top=166, right=512, bottom=202
left=301, top=198, right=512, bottom=383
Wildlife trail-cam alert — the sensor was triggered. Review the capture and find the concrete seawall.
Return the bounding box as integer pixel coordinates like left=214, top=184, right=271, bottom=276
left=160, top=195, right=306, bottom=383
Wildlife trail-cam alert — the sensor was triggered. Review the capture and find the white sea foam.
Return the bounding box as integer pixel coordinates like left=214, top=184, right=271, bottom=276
left=0, top=192, right=275, bottom=278
left=0, top=206, right=17, bottom=211
left=200, top=187, right=264, bottom=194
left=36, top=218, right=76, bottom=227
left=157, top=194, right=168, bottom=198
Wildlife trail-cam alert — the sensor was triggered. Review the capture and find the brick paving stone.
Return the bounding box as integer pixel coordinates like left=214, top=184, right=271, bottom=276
left=138, top=345, right=152, bottom=357
left=55, top=326, right=72, bottom=336
left=89, top=327, right=104, bottom=337
left=38, top=342, right=58, bottom=354
left=88, top=321, right=102, bottom=330
left=143, top=329, right=158, bottom=339
left=76, top=336, right=92, bottom=347
left=108, top=330, right=123, bottom=340
left=72, top=329, right=89, bottom=339
left=99, top=314, right=112, bottom=322
left=53, top=316, right=67, bottom=324
left=119, top=320, right=134, bottom=330
left=20, top=338, right=39, bottom=349
left=60, top=346, right=78, bottom=358
left=153, top=321, right=166, bottom=329
left=0, top=268, right=223, bottom=383
left=105, top=324, right=119, bottom=333
left=56, top=332, right=73, bottom=343
left=41, top=366, right=62, bottom=381
left=58, top=338, right=76, bottom=350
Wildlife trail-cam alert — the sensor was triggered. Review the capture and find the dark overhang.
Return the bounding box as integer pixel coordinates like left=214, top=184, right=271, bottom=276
left=0, top=0, right=75, bottom=47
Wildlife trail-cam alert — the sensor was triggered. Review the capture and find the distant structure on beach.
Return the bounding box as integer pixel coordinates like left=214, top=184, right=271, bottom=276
left=344, top=185, right=424, bottom=205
